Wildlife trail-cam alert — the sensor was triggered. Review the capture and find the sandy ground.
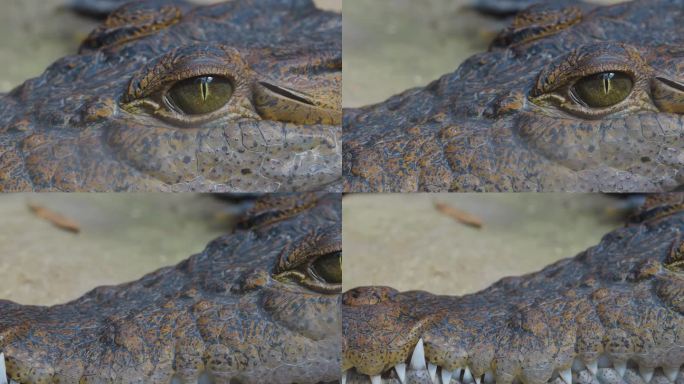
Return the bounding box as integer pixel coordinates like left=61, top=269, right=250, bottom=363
left=343, top=194, right=633, bottom=294
left=343, top=0, right=626, bottom=107
left=0, top=194, right=242, bottom=306
left=0, top=0, right=341, bottom=92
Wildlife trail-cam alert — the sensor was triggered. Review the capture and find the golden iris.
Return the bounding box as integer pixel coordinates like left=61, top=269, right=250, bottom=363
left=311, top=251, right=341, bottom=284
left=167, top=76, right=233, bottom=115
left=572, top=72, right=633, bottom=108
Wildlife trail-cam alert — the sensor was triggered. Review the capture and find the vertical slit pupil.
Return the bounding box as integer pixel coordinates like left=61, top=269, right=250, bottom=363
left=601, top=72, right=614, bottom=94
left=199, top=76, right=213, bottom=101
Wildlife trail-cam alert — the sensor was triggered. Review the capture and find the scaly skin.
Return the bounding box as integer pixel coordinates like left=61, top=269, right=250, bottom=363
left=0, top=193, right=341, bottom=384
left=0, top=0, right=341, bottom=192
left=342, top=195, right=684, bottom=384
left=344, top=0, right=684, bottom=192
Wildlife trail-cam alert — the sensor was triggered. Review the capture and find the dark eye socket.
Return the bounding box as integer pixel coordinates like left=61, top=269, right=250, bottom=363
left=166, top=75, right=233, bottom=115
left=309, top=251, right=341, bottom=284
left=571, top=71, right=633, bottom=108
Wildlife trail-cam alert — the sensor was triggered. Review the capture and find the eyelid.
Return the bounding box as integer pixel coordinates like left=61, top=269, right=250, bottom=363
left=531, top=43, right=645, bottom=97
left=122, top=44, right=251, bottom=103
left=275, top=228, right=340, bottom=273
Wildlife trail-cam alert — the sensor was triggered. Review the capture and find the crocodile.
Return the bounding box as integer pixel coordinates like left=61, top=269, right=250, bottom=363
left=0, top=193, right=341, bottom=383
left=342, top=194, right=684, bottom=384
left=343, top=0, right=684, bottom=192
left=0, top=0, right=341, bottom=192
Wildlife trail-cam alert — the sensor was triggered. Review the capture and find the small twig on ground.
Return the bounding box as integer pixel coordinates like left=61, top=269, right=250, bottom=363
left=434, top=201, right=483, bottom=229
left=27, top=203, right=81, bottom=233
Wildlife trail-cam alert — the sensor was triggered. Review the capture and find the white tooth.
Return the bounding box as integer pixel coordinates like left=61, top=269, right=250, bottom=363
left=484, top=371, right=495, bottom=384
left=560, top=368, right=572, bottom=384
left=663, top=366, right=679, bottom=382
left=613, top=360, right=626, bottom=378
left=410, top=338, right=427, bottom=371
left=0, top=353, right=7, bottom=384
left=341, top=370, right=347, bottom=384
left=395, top=363, right=406, bottom=384
left=586, top=360, right=598, bottom=375
left=370, top=374, right=382, bottom=384
left=441, top=369, right=454, bottom=384
left=475, top=374, right=481, bottom=384
left=428, top=363, right=438, bottom=383
left=638, top=366, right=654, bottom=383
left=463, top=367, right=474, bottom=383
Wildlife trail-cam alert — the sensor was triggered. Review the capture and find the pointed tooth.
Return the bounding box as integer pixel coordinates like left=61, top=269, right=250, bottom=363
left=638, top=366, right=654, bottom=383
left=463, top=367, right=474, bottom=383
left=0, top=353, right=6, bottom=384
left=395, top=363, right=406, bottom=384
left=441, top=369, right=454, bottom=384
left=341, top=370, right=347, bottom=384
left=410, top=338, right=427, bottom=370
left=586, top=360, right=598, bottom=375
left=560, top=368, right=572, bottom=384
left=475, top=374, right=481, bottom=384
left=663, top=366, right=679, bottom=382
left=613, top=360, right=626, bottom=378
left=428, top=363, right=438, bottom=383
left=370, top=374, right=382, bottom=384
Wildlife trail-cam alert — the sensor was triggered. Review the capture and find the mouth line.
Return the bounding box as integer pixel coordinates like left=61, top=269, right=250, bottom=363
left=0, top=352, right=337, bottom=384
left=343, top=339, right=684, bottom=384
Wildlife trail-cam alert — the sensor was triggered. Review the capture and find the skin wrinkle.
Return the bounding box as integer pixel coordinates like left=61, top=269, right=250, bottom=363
left=343, top=0, right=684, bottom=192
left=0, top=0, right=341, bottom=192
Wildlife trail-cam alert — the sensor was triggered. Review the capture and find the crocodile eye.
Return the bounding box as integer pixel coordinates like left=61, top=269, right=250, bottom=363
left=310, top=251, right=341, bottom=284
left=571, top=72, right=633, bottom=108
left=166, top=76, right=233, bottom=115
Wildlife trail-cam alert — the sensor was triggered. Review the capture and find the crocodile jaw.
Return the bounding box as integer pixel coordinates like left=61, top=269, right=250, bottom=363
left=342, top=209, right=684, bottom=384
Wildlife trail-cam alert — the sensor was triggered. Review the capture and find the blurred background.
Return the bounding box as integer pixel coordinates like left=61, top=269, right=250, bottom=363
left=0, top=194, right=247, bottom=305
left=343, top=0, right=626, bottom=107
left=0, top=0, right=340, bottom=92
left=343, top=194, right=639, bottom=294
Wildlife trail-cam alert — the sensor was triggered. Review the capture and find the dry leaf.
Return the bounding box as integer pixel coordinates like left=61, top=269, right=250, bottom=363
left=434, top=201, right=483, bottom=229
left=27, top=203, right=81, bottom=233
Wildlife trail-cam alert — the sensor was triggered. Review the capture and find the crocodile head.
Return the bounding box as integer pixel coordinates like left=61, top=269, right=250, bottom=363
left=0, top=193, right=341, bottom=383
left=344, top=0, right=683, bottom=192
left=0, top=0, right=341, bottom=192
left=342, top=195, right=684, bottom=384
